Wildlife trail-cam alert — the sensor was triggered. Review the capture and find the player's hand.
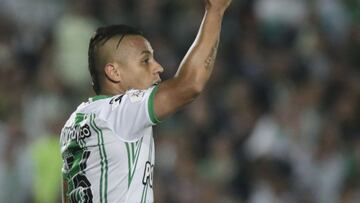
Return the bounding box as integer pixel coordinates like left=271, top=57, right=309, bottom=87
left=205, top=0, right=232, bottom=13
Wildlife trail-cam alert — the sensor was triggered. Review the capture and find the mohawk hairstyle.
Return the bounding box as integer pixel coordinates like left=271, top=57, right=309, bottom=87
left=88, top=25, right=143, bottom=94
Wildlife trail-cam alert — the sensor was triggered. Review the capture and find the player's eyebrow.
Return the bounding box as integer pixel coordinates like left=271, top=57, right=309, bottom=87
left=140, top=50, right=153, bottom=56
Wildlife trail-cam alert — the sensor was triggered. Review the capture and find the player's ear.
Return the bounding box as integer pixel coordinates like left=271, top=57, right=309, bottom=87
left=104, top=63, right=122, bottom=83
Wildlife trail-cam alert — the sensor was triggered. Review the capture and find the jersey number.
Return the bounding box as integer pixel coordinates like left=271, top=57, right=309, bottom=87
left=142, top=161, right=154, bottom=188
left=68, top=150, right=93, bottom=203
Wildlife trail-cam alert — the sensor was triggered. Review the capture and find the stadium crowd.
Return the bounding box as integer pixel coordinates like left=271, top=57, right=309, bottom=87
left=0, top=0, right=359, bottom=202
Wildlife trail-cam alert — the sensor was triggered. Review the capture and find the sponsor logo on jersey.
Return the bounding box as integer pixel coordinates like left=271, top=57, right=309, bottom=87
left=128, top=90, right=146, bottom=103
left=142, top=161, right=154, bottom=188
left=62, top=124, right=91, bottom=143
left=109, top=95, right=123, bottom=105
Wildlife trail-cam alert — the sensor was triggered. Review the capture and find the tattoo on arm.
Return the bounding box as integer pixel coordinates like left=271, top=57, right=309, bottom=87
left=204, top=39, right=219, bottom=69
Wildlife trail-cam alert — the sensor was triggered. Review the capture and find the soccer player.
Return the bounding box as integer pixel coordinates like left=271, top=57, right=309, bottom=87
left=60, top=0, right=232, bottom=202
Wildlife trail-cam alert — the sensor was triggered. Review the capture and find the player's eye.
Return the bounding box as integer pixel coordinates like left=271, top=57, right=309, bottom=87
left=143, top=58, right=150, bottom=64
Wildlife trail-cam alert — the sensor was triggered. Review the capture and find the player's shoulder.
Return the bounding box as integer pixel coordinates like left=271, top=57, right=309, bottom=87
left=125, top=89, right=148, bottom=103
left=124, top=86, right=157, bottom=103
left=66, top=95, right=123, bottom=119
left=80, top=95, right=123, bottom=114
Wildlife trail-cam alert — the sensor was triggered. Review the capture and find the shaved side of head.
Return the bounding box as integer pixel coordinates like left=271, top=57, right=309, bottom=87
left=93, top=36, right=126, bottom=76
left=88, top=25, right=143, bottom=94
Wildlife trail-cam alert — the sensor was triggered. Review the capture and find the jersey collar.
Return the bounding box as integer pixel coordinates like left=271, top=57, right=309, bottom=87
left=89, top=95, right=112, bottom=102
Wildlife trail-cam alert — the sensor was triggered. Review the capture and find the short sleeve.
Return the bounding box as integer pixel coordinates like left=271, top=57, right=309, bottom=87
left=102, top=86, right=160, bottom=141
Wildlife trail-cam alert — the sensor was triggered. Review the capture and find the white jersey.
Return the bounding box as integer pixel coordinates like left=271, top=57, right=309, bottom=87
left=60, top=86, right=159, bottom=203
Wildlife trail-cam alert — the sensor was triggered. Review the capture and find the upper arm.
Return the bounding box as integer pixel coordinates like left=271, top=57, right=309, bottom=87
left=152, top=78, right=200, bottom=121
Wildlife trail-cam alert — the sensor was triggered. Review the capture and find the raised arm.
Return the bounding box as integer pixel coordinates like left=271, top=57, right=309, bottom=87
left=153, top=0, right=231, bottom=121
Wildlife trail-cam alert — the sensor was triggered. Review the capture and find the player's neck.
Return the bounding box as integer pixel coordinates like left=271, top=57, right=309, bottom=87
left=100, top=84, right=126, bottom=96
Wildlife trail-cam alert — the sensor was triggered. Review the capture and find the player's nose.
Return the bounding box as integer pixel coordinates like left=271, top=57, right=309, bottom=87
left=153, top=60, right=164, bottom=74
left=157, top=65, right=164, bottom=73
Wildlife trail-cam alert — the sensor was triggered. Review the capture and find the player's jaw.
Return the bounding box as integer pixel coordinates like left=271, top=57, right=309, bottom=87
left=153, top=75, right=162, bottom=85
left=131, top=74, right=162, bottom=90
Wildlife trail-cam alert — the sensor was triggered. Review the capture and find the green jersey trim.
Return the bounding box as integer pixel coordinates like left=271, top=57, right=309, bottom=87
left=148, top=85, right=161, bottom=124
left=125, top=137, right=143, bottom=188
left=90, top=114, right=108, bottom=203
left=90, top=95, right=112, bottom=102
left=140, top=183, right=149, bottom=203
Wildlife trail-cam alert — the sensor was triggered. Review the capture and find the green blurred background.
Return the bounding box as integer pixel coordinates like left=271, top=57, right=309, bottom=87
left=0, top=0, right=359, bottom=202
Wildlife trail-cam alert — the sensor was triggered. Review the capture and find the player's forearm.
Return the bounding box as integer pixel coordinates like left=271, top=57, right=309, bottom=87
left=152, top=1, right=230, bottom=120
left=174, top=8, right=224, bottom=93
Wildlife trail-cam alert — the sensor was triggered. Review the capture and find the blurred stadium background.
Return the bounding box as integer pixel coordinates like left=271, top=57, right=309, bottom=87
left=0, top=0, right=359, bottom=202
